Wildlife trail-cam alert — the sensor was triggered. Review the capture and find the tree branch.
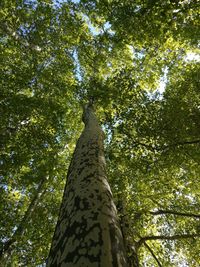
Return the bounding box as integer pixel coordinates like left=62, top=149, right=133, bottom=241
left=149, top=209, right=200, bottom=218
left=130, top=139, right=200, bottom=152
left=137, top=234, right=200, bottom=248
left=144, top=241, right=162, bottom=267
left=161, top=140, right=200, bottom=153
left=167, top=139, right=200, bottom=147
left=132, top=208, right=200, bottom=220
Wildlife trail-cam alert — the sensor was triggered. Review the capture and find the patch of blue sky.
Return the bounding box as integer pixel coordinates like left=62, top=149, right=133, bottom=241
left=153, top=52, right=199, bottom=98
left=157, top=66, right=168, bottom=95
left=81, top=14, right=99, bottom=35
left=18, top=0, right=37, bottom=9
left=127, top=45, right=146, bottom=61
left=53, top=0, right=80, bottom=7
left=81, top=14, right=114, bottom=36
left=103, top=21, right=115, bottom=36
left=72, top=49, right=82, bottom=81
left=184, top=52, right=200, bottom=62
left=36, top=263, right=46, bottom=267
left=0, top=177, right=8, bottom=191
left=155, top=52, right=199, bottom=97
left=147, top=67, right=168, bottom=100
left=103, top=21, right=112, bottom=31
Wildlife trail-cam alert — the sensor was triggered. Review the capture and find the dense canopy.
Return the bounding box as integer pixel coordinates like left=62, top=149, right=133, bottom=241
left=0, top=0, right=199, bottom=266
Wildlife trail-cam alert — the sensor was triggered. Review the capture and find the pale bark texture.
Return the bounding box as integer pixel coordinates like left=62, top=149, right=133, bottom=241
left=47, top=104, right=127, bottom=267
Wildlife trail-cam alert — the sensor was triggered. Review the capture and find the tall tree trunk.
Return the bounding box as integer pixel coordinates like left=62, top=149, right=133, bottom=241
left=47, top=104, right=127, bottom=267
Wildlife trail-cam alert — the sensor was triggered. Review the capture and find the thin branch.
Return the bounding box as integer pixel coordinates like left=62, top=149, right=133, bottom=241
left=130, top=138, right=200, bottom=152
left=131, top=208, right=200, bottom=220
left=137, top=234, right=200, bottom=248
left=167, top=140, right=200, bottom=148
left=161, top=140, right=200, bottom=154
left=144, top=241, right=162, bottom=267
left=149, top=209, right=200, bottom=218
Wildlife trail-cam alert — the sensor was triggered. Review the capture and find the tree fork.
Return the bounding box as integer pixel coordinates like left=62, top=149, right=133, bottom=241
left=47, top=104, right=128, bottom=267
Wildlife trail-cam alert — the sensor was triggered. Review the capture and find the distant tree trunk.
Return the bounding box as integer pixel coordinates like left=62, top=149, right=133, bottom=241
left=0, top=177, right=47, bottom=265
left=47, top=103, right=128, bottom=267
left=117, top=199, right=139, bottom=267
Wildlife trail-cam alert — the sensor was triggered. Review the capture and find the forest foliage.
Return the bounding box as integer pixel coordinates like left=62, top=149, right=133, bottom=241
left=0, top=0, right=200, bottom=266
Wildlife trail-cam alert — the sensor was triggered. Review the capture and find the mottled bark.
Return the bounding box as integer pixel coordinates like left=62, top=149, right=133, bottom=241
left=47, top=104, right=127, bottom=267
